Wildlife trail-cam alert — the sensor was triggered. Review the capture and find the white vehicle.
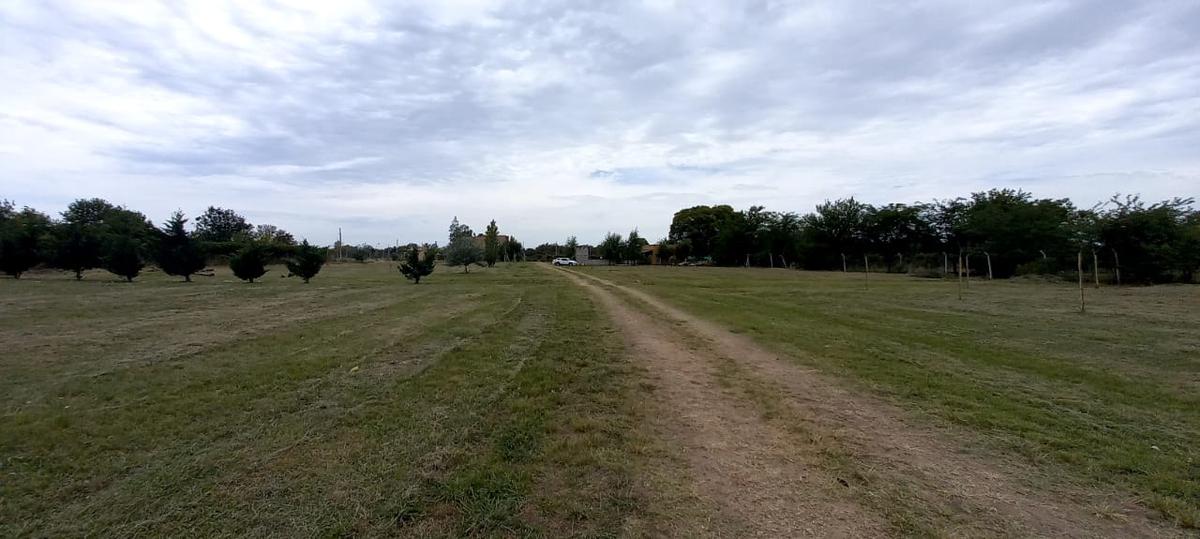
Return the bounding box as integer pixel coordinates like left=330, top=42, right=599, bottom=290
left=552, top=257, right=578, bottom=266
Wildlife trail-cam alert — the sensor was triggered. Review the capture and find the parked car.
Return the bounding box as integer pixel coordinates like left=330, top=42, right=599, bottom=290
left=552, top=257, right=578, bottom=266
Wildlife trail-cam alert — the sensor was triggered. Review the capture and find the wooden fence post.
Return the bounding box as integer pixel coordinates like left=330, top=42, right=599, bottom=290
left=864, top=255, right=870, bottom=290
left=841, top=253, right=847, bottom=273
left=1112, top=249, right=1121, bottom=286
left=1092, top=250, right=1100, bottom=288
left=1078, top=251, right=1085, bottom=313
left=984, top=251, right=993, bottom=280
left=957, top=252, right=964, bottom=301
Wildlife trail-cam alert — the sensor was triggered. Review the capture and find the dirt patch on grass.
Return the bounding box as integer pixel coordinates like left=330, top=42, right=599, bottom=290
left=552, top=266, right=886, bottom=537
left=559, top=266, right=1185, bottom=537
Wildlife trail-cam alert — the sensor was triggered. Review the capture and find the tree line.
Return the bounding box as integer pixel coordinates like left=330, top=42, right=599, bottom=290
left=0, top=198, right=325, bottom=283
left=559, top=190, right=1197, bottom=283
left=668, top=190, right=1199, bottom=283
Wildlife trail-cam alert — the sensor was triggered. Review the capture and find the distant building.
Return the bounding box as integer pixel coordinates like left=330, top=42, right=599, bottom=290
left=574, top=245, right=589, bottom=262
left=643, top=244, right=662, bottom=265
left=471, top=234, right=510, bottom=249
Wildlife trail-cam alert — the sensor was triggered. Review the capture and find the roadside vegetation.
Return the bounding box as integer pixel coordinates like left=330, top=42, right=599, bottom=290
left=579, top=265, right=1200, bottom=527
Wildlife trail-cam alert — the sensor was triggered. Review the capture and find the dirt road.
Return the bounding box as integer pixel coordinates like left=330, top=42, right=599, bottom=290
left=549, top=265, right=1181, bottom=538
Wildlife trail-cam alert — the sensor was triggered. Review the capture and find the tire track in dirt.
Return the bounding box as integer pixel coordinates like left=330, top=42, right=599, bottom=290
left=549, top=265, right=886, bottom=538
left=561, top=266, right=1184, bottom=538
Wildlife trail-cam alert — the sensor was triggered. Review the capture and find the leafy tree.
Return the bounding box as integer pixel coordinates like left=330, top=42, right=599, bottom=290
left=1099, top=195, right=1196, bottom=283
left=712, top=209, right=751, bottom=266
left=448, top=216, right=473, bottom=243
left=230, top=244, right=268, bottom=283
left=49, top=223, right=103, bottom=280
left=62, top=198, right=116, bottom=226
left=399, top=244, right=437, bottom=284
left=565, top=235, right=578, bottom=258
left=252, top=224, right=295, bottom=245
left=624, top=228, right=647, bottom=264
left=960, top=189, right=1075, bottom=277
left=286, top=240, right=326, bottom=283
left=800, top=198, right=872, bottom=270
left=864, top=203, right=938, bottom=270
left=599, top=232, right=624, bottom=265
left=668, top=205, right=736, bottom=260
left=0, top=206, right=51, bottom=279
left=155, top=211, right=207, bottom=282
left=504, top=236, right=524, bottom=262
left=483, top=219, right=500, bottom=267
left=194, top=206, right=252, bottom=242
left=103, top=235, right=144, bottom=282
left=445, top=235, right=483, bottom=273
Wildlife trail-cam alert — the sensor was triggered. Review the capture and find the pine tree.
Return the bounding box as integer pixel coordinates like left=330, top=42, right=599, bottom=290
left=230, top=244, right=268, bottom=283
left=286, top=240, right=326, bottom=283
left=483, top=219, right=500, bottom=267
left=103, top=235, right=144, bottom=282
left=155, top=211, right=206, bottom=282
left=399, top=245, right=436, bottom=284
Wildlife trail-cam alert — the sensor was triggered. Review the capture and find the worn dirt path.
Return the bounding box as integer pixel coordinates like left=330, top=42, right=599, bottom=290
left=548, top=265, right=1183, bottom=538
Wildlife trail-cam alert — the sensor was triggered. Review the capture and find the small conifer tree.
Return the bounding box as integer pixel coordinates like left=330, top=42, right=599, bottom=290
left=155, top=211, right=206, bottom=282
left=104, top=235, right=144, bottom=282
left=286, top=240, right=326, bottom=283
left=230, top=244, right=268, bottom=283
left=399, top=245, right=436, bottom=284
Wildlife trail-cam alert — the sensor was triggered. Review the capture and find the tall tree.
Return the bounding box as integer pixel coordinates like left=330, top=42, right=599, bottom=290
left=448, top=216, right=473, bottom=243
left=599, top=232, right=624, bottom=265
left=194, top=206, right=252, bottom=242
left=62, top=198, right=117, bottom=226
left=286, top=240, right=326, bottom=283
left=399, top=245, right=437, bottom=284
left=252, top=224, right=295, bottom=245
left=1099, top=195, right=1196, bottom=283
left=565, top=235, right=578, bottom=258
left=624, top=228, right=646, bottom=264
left=960, top=189, right=1075, bottom=277
left=800, top=198, right=873, bottom=270
left=445, top=235, right=483, bottom=273
left=483, top=219, right=500, bottom=267
left=230, top=244, right=268, bottom=283
left=668, top=205, right=736, bottom=260
left=155, top=211, right=207, bottom=282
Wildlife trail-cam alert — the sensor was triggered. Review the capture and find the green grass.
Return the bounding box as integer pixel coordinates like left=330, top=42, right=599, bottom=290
left=578, top=265, right=1200, bottom=528
left=0, top=263, right=650, bottom=537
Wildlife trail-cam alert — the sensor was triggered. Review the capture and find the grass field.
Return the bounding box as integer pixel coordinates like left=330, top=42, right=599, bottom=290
left=4, top=261, right=1198, bottom=536
left=578, top=265, right=1200, bottom=528
left=0, top=263, right=662, bottom=537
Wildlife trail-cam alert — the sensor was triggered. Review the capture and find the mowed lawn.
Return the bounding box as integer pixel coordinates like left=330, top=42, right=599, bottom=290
left=1, top=263, right=648, bottom=537
left=579, top=265, right=1200, bottom=527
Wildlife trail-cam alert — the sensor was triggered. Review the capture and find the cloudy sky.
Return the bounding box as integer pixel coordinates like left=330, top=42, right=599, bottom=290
left=2, top=0, right=1197, bottom=246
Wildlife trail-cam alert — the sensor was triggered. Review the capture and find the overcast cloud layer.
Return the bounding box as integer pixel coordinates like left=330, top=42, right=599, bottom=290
left=2, top=0, right=1198, bottom=246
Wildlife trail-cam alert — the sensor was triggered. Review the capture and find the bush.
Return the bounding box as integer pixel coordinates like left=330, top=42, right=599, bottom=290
left=286, top=240, right=326, bottom=283
left=230, top=245, right=268, bottom=283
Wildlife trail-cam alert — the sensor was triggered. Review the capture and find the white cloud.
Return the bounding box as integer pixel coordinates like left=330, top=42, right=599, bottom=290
left=1, top=0, right=1197, bottom=246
